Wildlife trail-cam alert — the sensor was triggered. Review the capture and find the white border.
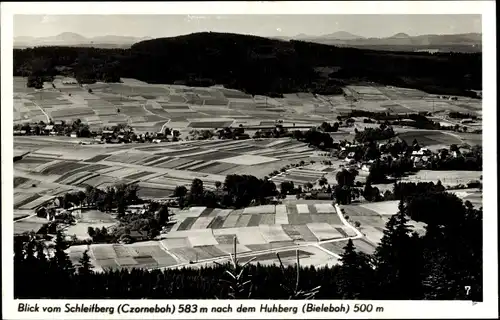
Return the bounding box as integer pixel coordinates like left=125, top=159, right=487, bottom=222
left=1, top=2, right=497, bottom=319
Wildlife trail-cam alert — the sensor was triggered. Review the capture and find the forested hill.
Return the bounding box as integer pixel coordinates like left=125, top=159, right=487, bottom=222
left=14, top=31, right=482, bottom=97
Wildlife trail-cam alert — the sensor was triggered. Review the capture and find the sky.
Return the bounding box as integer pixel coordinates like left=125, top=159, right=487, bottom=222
left=14, top=14, right=482, bottom=39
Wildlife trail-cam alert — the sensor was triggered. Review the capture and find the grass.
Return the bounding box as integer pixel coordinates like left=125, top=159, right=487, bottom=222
left=14, top=216, right=47, bottom=234
left=398, top=130, right=462, bottom=146
left=92, top=245, right=118, bottom=260
left=54, top=164, right=107, bottom=183
left=218, top=155, right=278, bottom=166
left=198, top=162, right=240, bottom=174
left=84, top=154, right=112, bottom=163
left=341, top=205, right=380, bottom=217
left=136, top=186, right=173, bottom=198
left=401, top=170, right=481, bottom=185
left=360, top=201, right=399, bottom=216
left=207, top=216, right=226, bottom=229
left=306, top=223, right=343, bottom=241
left=176, top=217, right=198, bottom=231
left=185, top=151, right=235, bottom=162
left=13, top=176, right=30, bottom=188
left=14, top=193, right=42, bottom=209
left=215, top=234, right=239, bottom=245
left=124, top=171, right=154, bottom=180
left=40, top=161, right=89, bottom=175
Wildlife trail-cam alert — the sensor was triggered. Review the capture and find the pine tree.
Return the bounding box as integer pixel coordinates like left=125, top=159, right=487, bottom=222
left=157, top=205, right=170, bottom=226
left=336, top=239, right=373, bottom=299
left=51, top=231, right=74, bottom=275
left=78, top=249, right=94, bottom=276
left=374, top=201, right=424, bottom=299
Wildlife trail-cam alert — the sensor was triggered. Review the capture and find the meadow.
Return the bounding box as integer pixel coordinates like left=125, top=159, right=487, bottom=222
left=63, top=202, right=352, bottom=271
left=13, top=77, right=483, bottom=273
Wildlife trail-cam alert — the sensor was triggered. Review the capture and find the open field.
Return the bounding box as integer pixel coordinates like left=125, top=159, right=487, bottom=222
left=397, top=130, right=463, bottom=147
left=59, top=202, right=357, bottom=271
left=447, top=188, right=483, bottom=207
left=400, top=170, right=481, bottom=185
left=14, top=135, right=323, bottom=207
left=340, top=201, right=427, bottom=249
left=15, top=77, right=482, bottom=134
left=13, top=79, right=482, bottom=272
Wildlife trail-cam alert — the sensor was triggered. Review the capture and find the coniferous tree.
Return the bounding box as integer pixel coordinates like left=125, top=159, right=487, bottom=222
left=78, top=249, right=94, bottom=276
left=51, top=231, right=74, bottom=275
left=336, top=239, right=374, bottom=299
left=374, top=202, right=424, bottom=299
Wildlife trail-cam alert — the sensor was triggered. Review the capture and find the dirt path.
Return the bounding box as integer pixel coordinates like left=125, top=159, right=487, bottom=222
left=31, top=98, right=51, bottom=123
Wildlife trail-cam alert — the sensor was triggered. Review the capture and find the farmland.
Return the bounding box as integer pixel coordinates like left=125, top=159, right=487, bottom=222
left=14, top=133, right=331, bottom=206
left=63, top=202, right=356, bottom=271
left=399, top=170, right=482, bottom=186
left=13, top=77, right=483, bottom=273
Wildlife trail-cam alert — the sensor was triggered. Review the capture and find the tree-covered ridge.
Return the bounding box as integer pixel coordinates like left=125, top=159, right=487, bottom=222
left=14, top=186, right=482, bottom=301
left=14, top=32, right=481, bottom=97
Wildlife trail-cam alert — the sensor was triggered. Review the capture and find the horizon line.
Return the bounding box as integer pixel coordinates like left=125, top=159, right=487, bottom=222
left=14, top=30, right=483, bottom=40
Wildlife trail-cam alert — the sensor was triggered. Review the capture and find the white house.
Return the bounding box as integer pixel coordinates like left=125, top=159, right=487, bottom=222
left=44, top=125, right=54, bottom=134
left=412, top=148, right=431, bottom=157
left=361, top=163, right=371, bottom=172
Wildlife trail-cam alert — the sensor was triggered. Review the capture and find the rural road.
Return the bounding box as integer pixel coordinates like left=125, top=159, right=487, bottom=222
left=152, top=203, right=364, bottom=271
left=160, top=119, right=171, bottom=134
left=14, top=213, right=38, bottom=222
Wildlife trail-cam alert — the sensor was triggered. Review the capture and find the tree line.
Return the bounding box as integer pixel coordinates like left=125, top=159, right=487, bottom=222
left=14, top=32, right=481, bottom=97
left=173, top=174, right=278, bottom=209
left=14, top=187, right=482, bottom=300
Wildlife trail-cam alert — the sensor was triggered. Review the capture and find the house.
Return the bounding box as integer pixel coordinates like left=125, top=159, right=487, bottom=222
left=440, top=121, right=454, bottom=129
left=102, top=130, right=115, bottom=139
left=43, top=125, right=54, bottom=134
left=361, top=163, right=371, bottom=172
left=62, top=77, right=77, bottom=85
left=411, top=148, right=431, bottom=157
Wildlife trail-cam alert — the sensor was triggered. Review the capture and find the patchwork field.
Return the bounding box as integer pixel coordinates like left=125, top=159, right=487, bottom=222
left=14, top=135, right=322, bottom=207
left=62, top=202, right=358, bottom=271
left=13, top=79, right=482, bottom=273
left=15, top=77, right=481, bottom=135
left=400, top=170, right=481, bottom=185
left=62, top=197, right=441, bottom=271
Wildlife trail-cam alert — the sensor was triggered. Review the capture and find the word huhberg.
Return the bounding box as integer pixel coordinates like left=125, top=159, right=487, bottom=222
left=260, top=304, right=298, bottom=314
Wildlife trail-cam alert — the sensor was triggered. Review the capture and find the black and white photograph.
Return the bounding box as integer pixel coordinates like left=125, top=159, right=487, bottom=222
left=1, top=2, right=497, bottom=319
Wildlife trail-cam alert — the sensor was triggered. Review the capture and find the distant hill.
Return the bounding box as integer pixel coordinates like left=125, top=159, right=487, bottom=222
left=292, top=32, right=482, bottom=52
left=14, top=32, right=150, bottom=48
left=14, top=31, right=482, bottom=98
